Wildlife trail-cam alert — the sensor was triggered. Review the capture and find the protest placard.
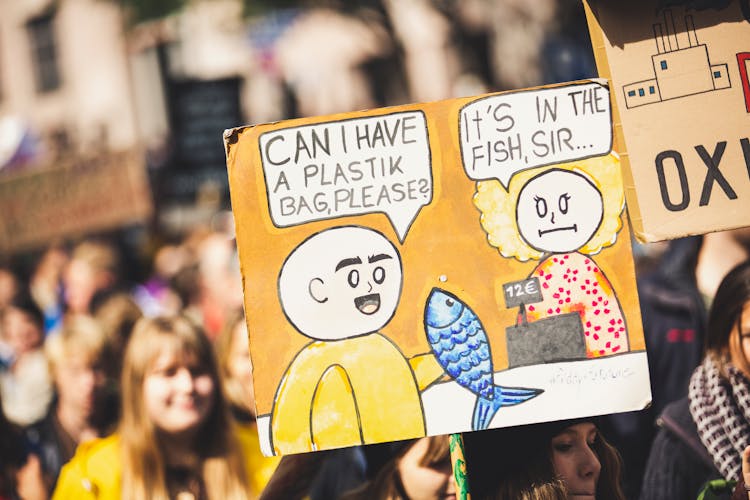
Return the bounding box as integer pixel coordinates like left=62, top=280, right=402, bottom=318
left=0, top=151, right=152, bottom=254
left=584, top=0, right=750, bottom=241
left=225, top=80, right=651, bottom=456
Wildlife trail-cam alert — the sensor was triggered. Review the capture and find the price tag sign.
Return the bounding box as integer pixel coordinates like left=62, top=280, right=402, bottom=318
left=503, top=277, right=543, bottom=308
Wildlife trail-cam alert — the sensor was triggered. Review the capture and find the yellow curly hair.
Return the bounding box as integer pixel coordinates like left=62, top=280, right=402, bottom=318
left=473, top=152, right=624, bottom=262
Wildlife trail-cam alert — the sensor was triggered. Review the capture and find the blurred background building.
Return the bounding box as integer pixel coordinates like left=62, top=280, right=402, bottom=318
left=0, top=0, right=598, bottom=278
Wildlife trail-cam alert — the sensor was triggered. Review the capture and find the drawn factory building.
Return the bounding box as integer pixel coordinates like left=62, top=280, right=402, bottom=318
left=623, top=10, right=730, bottom=109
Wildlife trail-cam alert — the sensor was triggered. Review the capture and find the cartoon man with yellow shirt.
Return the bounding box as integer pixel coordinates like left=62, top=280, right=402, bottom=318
left=271, top=225, right=442, bottom=454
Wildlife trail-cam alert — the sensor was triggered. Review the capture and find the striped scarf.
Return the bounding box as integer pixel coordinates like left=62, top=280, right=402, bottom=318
left=688, top=356, right=750, bottom=480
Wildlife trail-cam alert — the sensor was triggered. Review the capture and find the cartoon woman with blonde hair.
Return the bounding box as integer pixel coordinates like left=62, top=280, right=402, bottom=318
left=473, top=153, right=629, bottom=358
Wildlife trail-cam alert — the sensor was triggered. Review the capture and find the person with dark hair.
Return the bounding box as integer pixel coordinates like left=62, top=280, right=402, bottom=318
left=339, top=436, right=454, bottom=500
left=259, top=447, right=372, bottom=500
left=0, top=392, right=46, bottom=500
left=258, top=436, right=454, bottom=500
left=641, top=259, right=750, bottom=499
left=463, top=418, right=625, bottom=500
left=604, top=228, right=750, bottom=497
left=0, top=288, right=52, bottom=425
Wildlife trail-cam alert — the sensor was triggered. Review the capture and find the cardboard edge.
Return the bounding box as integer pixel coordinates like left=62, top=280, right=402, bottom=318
left=223, top=125, right=251, bottom=158
left=582, top=0, right=650, bottom=243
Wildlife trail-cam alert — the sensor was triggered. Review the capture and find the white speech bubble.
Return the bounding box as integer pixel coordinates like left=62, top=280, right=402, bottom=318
left=459, top=81, right=612, bottom=189
left=259, top=111, right=432, bottom=242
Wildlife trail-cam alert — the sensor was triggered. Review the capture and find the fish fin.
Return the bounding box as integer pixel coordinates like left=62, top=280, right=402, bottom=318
left=493, top=385, right=544, bottom=406
left=470, top=386, right=544, bottom=431
left=472, top=396, right=494, bottom=431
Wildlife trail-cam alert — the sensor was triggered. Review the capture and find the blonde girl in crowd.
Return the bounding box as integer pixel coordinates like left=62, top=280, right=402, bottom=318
left=53, top=315, right=254, bottom=499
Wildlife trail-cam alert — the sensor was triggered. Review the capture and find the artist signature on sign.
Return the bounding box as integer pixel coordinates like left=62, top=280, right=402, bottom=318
left=548, top=365, right=634, bottom=386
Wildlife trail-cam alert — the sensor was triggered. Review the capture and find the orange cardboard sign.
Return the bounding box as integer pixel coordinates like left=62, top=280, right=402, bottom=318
left=225, top=80, right=650, bottom=456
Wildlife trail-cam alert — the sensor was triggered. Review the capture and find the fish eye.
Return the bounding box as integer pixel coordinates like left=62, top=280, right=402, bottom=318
left=347, top=269, right=359, bottom=288
left=445, top=299, right=454, bottom=307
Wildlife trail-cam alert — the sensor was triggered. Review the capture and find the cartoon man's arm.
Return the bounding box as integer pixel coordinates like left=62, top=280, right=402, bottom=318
left=409, top=353, right=447, bottom=391
left=272, top=341, right=365, bottom=453
left=271, top=346, right=319, bottom=455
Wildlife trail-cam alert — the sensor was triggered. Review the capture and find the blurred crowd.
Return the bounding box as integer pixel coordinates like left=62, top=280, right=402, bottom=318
left=246, top=0, right=598, bottom=123
left=1, top=224, right=750, bottom=499
left=0, top=227, right=277, bottom=499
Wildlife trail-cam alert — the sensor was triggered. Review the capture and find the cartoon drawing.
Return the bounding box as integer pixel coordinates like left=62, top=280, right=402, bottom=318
left=503, top=275, right=588, bottom=368
left=271, top=225, right=443, bottom=454
left=424, top=288, right=542, bottom=430
left=474, top=153, right=629, bottom=361
left=622, top=10, right=731, bottom=108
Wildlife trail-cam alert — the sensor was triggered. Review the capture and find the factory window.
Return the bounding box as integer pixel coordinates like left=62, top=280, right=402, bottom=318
left=714, top=70, right=722, bottom=78
left=628, top=90, right=636, bottom=97
left=27, top=12, right=60, bottom=93
left=660, top=60, right=668, bottom=70
left=649, top=86, right=655, bottom=94
left=639, top=88, right=645, bottom=97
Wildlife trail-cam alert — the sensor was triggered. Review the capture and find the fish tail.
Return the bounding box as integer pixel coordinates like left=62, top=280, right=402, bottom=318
left=472, top=396, right=495, bottom=431
left=471, top=386, right=544, bottom=431
left=493, top=385, right=544, bottom=406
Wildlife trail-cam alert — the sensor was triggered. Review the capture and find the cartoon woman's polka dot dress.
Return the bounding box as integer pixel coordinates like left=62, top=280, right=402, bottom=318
left=525, top=252, right=629, bottom=357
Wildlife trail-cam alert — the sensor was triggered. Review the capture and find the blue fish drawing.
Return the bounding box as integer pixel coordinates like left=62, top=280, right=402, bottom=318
left=424, top=288, right=543, bottom=431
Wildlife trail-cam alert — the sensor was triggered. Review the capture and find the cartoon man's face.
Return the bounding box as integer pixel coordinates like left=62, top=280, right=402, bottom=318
left=278, top=226, right=403, bottom=340
left=516, top=169, right=603, bottom=253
